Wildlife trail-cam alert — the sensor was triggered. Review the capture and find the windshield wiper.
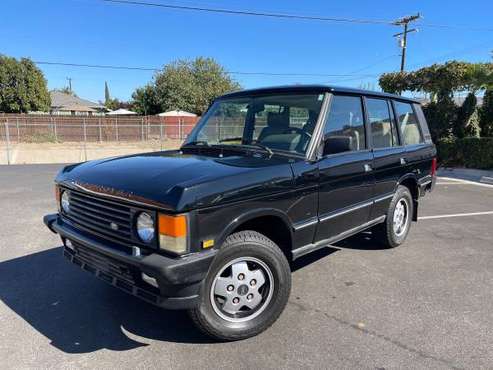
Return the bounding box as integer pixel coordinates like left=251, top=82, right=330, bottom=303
left=183, top=140, right=210, bottom=147
left=243, top=143, right=274, bottom=157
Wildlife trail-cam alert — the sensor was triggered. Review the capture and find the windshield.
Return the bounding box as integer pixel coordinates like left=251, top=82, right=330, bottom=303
left=184, top=93, right=325, bottom=155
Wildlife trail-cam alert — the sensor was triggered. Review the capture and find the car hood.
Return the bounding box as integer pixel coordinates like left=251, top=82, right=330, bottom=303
left=56, top=150, right=295, bottom=211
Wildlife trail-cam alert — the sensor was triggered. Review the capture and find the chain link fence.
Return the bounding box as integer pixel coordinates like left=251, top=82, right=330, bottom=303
left=0, top=115, right=199, bottom=164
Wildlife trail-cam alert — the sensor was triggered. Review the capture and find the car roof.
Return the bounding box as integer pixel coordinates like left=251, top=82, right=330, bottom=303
left=219, top=84, right=420, bottom=104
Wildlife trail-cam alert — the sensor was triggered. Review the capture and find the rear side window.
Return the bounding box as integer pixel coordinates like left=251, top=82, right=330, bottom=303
left=366, top=98, right=398, bottom=148
left=413, top=103, right=433, bottom=143
left=323, top=95, right=366, bottom=153
left=394, top=101, right=423, bottom=145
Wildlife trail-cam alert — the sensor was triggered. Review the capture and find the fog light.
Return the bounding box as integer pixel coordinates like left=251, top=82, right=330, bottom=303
left=65, top=239, right=74, bottom=251
left=141, top=272, right=158, bottom=288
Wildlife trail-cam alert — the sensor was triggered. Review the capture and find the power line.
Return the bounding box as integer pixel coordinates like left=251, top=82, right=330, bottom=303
left=102, top=0, right=493, bottom=31
left=102, top=0, right=395, bottom=25
left=346, top=54, right=398, bottom=75
left=33, top=60, right=377, bottom=78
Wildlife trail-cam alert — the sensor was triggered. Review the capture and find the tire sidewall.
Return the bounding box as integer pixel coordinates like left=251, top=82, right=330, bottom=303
left=387, top=186, right=413, bottom=245
left=196, top=234, right=291, bottom=337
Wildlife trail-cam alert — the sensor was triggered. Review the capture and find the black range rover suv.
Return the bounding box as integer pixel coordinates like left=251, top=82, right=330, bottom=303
left=44, top=85, right=436, bottom=340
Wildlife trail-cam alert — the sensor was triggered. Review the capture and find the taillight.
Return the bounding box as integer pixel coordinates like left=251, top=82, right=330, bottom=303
left=431, top=158, right=437, bottom=177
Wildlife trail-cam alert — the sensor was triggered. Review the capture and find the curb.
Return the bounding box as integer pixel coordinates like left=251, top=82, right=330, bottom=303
left=480, top=176, right=493, bottom=185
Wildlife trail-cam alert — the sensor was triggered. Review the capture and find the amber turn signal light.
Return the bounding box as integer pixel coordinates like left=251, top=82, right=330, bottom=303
left=158, top=214, right=187, bottom=254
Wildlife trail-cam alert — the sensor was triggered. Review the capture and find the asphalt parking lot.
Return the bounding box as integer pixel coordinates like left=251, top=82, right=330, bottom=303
left=1, top=164, right=493, bottom=369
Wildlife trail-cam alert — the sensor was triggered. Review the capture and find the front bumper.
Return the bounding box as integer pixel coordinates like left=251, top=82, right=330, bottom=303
left=44, top=213, right=216, bottom=309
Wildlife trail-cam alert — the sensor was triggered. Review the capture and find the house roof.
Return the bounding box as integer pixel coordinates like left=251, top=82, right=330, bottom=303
left=107, top=108, right=137, bottom=115
left=50, top=91, right=106, bottom=111
left=158, top=110, right=197, bottom=117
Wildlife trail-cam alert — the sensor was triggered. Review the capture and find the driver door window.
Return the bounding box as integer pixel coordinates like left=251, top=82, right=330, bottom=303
left=323, top=95, right=366, bottom=155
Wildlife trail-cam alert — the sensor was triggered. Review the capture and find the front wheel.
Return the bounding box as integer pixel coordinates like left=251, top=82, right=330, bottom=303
left=374, top=185, right=413, bottom=248
left=189, top=231, right=291, bottom=341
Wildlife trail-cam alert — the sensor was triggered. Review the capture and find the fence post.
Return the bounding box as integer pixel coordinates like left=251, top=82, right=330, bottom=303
left=16, top=117, right=20, bottom=143
left=98, top=117, right=102, bottom=142
left=115, top=118, right=119, bottom=142
left=53, top=117, right=58, bottom=142
left=147, top=116, right=150, bottom=141
left=159, top=120, right=163, bottom=151
left=83, top=118, right=87, bottom=161
left=179, top=118, right=182, bottom=140
left=141, top=117, right=145, bottom=141
left=4, top=122, right=11, bottom=165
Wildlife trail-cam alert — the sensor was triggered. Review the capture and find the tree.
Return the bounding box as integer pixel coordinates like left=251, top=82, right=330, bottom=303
left=53, top=86, right=77, bottom=97
left=105, top=98, right=133, bottom=111
left=131, top=84, right=160, bottom=115
left=104, top=81, right=111, bottom=106
left=379, top=61, right=492, bottom=96
left=480, top=89, right=493, bottom=136
left=0, top=55, right=50, bottom=112
left=423, top=94, right=457, bottom=142
left=454, top=93, right=477, bottom=138
left=155, top=57, right=240, bottom=115
left=132, top=57, right=240, bottom=116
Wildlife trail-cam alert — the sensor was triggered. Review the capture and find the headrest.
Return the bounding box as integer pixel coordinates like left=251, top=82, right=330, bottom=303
left=267, top=112, right=288, bottom=128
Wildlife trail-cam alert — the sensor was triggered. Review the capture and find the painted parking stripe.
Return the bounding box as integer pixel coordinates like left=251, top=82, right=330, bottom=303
left=419, top=211, right=493, bottom=220
left=436, top=182, right=468, bottom=185
left=437, top=177, right=493, bottom=188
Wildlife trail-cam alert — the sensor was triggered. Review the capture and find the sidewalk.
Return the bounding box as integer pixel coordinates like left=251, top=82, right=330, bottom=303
left=0, top=141, right=182, bottom=165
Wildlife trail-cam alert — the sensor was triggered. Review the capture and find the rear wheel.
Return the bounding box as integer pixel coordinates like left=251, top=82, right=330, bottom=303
left=374, top=185, right=413, bottom=248
left=189, top=230, right=291, bottom=341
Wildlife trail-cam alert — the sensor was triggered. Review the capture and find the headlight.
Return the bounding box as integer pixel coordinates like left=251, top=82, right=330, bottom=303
left=136, top=212, right=155, bottom=243
left=158, top=213, right=187, bottom=254
left=61, top=191, right=70, bottom=213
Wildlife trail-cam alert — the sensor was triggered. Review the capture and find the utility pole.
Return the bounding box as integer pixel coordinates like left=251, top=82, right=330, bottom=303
left=66, top=77, right=73, bottom=93
left=393, top=13, right=421, bottom=72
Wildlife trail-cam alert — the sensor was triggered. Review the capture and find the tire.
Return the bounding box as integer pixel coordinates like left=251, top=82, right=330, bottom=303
left=188, top=230, right=291, bottom=341
left=374, top=185, right=414, bottom=248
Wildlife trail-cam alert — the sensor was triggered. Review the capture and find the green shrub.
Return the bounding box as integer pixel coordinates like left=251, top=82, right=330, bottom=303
left=437, top=137, right=493, bottom=169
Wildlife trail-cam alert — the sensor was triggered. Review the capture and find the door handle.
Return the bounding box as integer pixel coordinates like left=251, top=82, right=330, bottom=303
left=364, top=164, right=373, bottom=172
left=400, top=157, right=407, bottom=165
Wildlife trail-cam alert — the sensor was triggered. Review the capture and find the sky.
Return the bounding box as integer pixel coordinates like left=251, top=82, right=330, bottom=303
left=2, top=0, right=492, bottom=103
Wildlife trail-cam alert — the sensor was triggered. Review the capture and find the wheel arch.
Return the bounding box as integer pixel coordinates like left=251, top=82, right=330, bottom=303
left=397, top=174, right=419, bottom=221
left=216, top=209, right=294, bottom=261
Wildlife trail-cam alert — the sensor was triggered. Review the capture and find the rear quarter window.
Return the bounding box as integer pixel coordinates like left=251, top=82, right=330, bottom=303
left=413, top=103, right=433, bottom=143
left=394, top=101, right=424, bottom=145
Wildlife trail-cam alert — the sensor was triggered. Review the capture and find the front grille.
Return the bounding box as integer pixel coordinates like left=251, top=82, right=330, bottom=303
left=63, top=189, right=134, bottom=245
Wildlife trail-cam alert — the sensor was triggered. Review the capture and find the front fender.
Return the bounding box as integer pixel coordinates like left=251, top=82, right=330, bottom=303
left=215, top=208, right=293, bottom=250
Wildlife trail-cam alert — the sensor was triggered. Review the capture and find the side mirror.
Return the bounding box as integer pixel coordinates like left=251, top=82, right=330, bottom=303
left=323, top=136, right=352, bottom=155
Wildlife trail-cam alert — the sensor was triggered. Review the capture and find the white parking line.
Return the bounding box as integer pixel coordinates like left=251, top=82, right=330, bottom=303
left=436, top=182, right=467, bottom=185
left=419, top=211, right=493, bottom=220
left=437, top=177, right=493, bottom=188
